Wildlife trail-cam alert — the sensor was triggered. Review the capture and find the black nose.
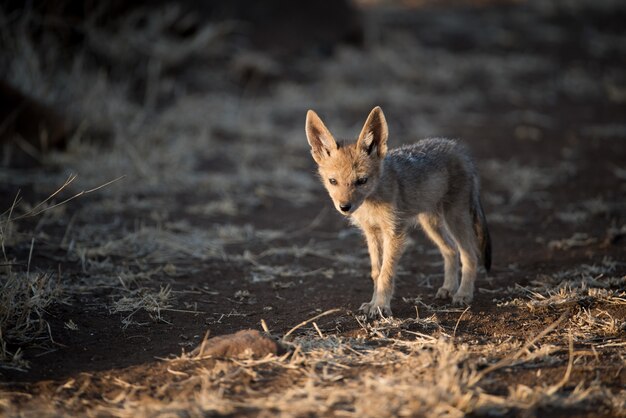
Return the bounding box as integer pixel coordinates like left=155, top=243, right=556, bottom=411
left=339, top=203, right=352, bottom=212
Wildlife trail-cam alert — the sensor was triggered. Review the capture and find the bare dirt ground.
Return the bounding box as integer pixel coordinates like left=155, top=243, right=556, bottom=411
left=1, top=1, right=625, bottom=416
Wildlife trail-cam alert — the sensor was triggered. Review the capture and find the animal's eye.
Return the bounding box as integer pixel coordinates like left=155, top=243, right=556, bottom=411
left=329, top=178, right=338, bottom=185
left=356, top=177, right=368, bottom=186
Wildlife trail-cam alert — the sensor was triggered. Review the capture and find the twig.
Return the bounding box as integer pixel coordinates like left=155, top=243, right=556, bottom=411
left=18, top=174, right=76, bottom=218
left=192, top=330, right=211, bottom=358
left=597, top=341, right=626, bottom=348
left=2, top=175, right=126, bottom=224
left=546, top=330, right=574, bottom=395
left=260, top=319, right=270, bottom=334
left=453, top=305, right=471, bottom=337
left=281, top=206, right=329, bottom=239
left=313, top=322, right=325, bottom=339
left=282, top=308, right=341, bottom=341
left=0, top=190, right=21, bottom=263
left=403, top=330, right=437, bottom=342
left=469, top=310, right=570, bottom=386
left=161, top=308, right=205, bottom=314
left=26, top=237, right=34, bottom=276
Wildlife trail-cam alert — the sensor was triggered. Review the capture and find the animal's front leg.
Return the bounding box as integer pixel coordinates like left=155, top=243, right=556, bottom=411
left=364, top=227, right=382, bottom=283
left=359, top=227, right=382, bottom=312
left=360, top=229, right=406, bottom=318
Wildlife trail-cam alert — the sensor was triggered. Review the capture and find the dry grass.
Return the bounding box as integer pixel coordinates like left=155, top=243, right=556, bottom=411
left=496, top=259, right=626, bottom=353
left=0, top=270, right=59, bottom=371
left=3, top=318, right=625, bottom=417
left=111, top=285, right=176, bottom=329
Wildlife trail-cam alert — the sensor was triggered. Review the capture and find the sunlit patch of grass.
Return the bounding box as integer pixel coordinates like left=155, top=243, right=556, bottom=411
left=570, top=307, right=622, bottom=338
left=498, top=259, right=623, bottom=306
left=3, top=317, right=626, bottom=417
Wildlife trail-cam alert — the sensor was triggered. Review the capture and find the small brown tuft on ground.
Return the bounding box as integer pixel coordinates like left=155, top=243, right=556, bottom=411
left=191, top=329, right=284, bottom=359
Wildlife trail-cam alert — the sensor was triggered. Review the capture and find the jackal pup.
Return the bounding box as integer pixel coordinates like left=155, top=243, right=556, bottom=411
left=305, top=106, right=491, bottom=317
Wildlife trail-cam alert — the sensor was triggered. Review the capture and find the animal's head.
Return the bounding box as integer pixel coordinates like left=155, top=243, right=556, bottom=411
left=305, top=106, right=388, bottom=215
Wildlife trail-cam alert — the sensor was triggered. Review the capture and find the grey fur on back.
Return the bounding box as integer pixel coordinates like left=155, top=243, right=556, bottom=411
left=376, top=137, right=491, bottom=270
left=377, top=138, right=474, bottom=214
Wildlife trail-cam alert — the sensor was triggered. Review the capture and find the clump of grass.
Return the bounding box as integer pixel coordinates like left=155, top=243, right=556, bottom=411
left=570, top=307, right=622, bottom=338
left=0, top=192, right=61, bottom=371
left=0, top=269, right=60, bottom=371
left=110, top=285, right=175, bottom=329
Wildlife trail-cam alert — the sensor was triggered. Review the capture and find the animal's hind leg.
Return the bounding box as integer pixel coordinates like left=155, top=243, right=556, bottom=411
left=418, top=213, right=459, bottom=300
left=443, top=204, right=479, bottom=306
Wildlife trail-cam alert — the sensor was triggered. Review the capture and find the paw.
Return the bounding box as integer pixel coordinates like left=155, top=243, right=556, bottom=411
left=452, top=291, right=473, bottom=306
left=435, top=287, right=455, bottom=300
left=359, top=301, right=393, bottom=319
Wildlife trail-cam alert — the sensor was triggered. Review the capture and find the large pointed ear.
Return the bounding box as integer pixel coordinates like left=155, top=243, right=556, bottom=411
left=305, top=110, right=337, bottom=164
left=356, top=106, right=388, bottom=158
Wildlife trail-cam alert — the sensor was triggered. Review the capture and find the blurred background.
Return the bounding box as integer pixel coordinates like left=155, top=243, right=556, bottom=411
left=2, top=0, right=625, bottom=172
left=0, top=0, right=625, bottom=380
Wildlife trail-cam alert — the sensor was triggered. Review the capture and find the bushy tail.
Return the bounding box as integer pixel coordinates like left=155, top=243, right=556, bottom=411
left=471, top=188, right=492, bottom=272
